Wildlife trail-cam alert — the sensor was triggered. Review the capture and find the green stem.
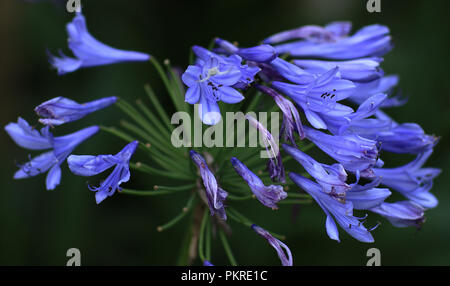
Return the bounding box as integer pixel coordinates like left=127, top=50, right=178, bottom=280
left=143, top=84, right=173, bottom=130
left=157, top=194, right=197, bottom=232
left=227, top=194, right=254, bottom=201
left=130, top=162, right=193, bottom=180
left=198, top=209, right=208, bottom=262
left=219, top=229, right=237, bottom=266
left=150, top=57, right=187, bottom=113
left=228, top=208, right=285, bottom=240
left=205, top=218, right=212, bottom=261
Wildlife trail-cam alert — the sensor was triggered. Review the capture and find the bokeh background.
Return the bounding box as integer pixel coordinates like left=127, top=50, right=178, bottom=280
left=1, top=0, right=449, bottom=266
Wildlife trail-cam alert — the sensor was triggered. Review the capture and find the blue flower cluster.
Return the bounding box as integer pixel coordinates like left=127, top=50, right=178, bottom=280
left=4, top=9, right=441, bottom=266
left=185, top=22, right=440, bottom=249
left=5, top=12, right=141, bottom=203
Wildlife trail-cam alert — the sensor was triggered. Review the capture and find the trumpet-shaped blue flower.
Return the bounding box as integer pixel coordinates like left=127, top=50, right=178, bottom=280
left=283, top=144, right=350, bottom=195
left=370, top=201, right=425, bottom=228
left=215, top=38, right=277, bottom=63
left=350, top=75, right=404, bottom=107
left=231, top=157, right=287, bottom=209
left=345, top=179, right=391, bottom=210
left=190, top=150, right=228, bottom=219
left=368, top=113, right=438, bottom=154
left=270, top=57, right=315, bottom=85
left=246, top=115, right=285, bottom=183
left=182, top=51, right=244, bottom=125
left=67, top=141, right=138, bottom=204
left=252, top=224, right=293, bottom=266
left=322, top=93, right=388, bottom=135
left=289, top=172, right=374, bottom=243
left=256, top=85, right=305, bottom=143
left=266, top=23, right=392, bottom=60
left=263, top=21, right=352, bottom=44
left=35, top=96, right=117, bottom=126
left=303, top=126, right=379, bottom=176
left=373, top=149, right=440, bottom=208
left=192, top=46, right=260, bottom=90
left=48, top=12, right=150, bottom=75
left=272, top=67, right=356, bottom=130
left=293, top=57, right=383, bottom=83
left=5, top=118, right=98, bottom=190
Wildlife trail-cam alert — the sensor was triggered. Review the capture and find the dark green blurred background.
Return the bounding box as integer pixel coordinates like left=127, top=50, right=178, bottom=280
left=1, top=0, right=449, bottom=266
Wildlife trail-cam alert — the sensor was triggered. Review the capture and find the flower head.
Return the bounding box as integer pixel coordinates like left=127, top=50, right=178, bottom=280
left=370, top=201, right=425, bottom=228
left=67, top=141, right=138, bottom=204
left=373, top=149, right=440, bottom=208
left=266, top=23, right=392, bottom=60
left=214, top=38, right=277, bottom=63
left=303, top=126, right=379, bottom=176
left=372, top=120, right=438, bottom=154
left=192, top=45, right=260, bottom=90
left=252, top=224, right=293, bottom=266
left=272, top=67, right=356, bottom=130
left=48, top=12, right=150, bottom=75
left=35, top=96, right=117, bottom=126
left=283, top=144, right=350, bottom=195
left=5, top=117, right=98, bottom=190
left=289, top=172, right=375, bottom=243
left=293, top=57, right=383, bottom=83
left=231, top=157, right=287, bottom=209
left=345, top=179, right=391, bottom=210
left=263, top=22, right=351, bottom=44
left=190, top=150, right=228, bottom=219
left=182, top=50, right=244, bottom=125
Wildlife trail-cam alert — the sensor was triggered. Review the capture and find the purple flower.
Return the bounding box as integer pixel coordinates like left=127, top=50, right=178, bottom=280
left=35, top=96, right=117, bottom=126
left=192, top=46, right=261, bottom=90
left=283, top=144, right=350, bottom=195
left=5, top=117, right=98, bottom=190
left=246, top=115, right=285, bottom=183
left=256, top=85, right=305, bottom=143
left=270, top=57, right=315, bottom=85
left=48, top=12, right=150, bottom=75
left=370, top=201, right=425, bottom=228
left=203, top=260, right=214, bottom=266
left=369, top=114, right=438, bottom=154
left=350, top=75, right=401, bottom=106
left=67, top=141, right=138, bottom=204
left=289, top=173, right=375, bottom=243
left=346, top=179, right=391, bottom=210
left=252, top=224, right=293, bottom=266
left=263, top=22, right=351, bottom=44
left=303, top=126, right=379, bottom=176
left=272, top=67, right=356, bottom=130
left=373, top=149, right=440, bottom=208
left=230, top=157, right=287, bottom=209
left=190, top=150, right=228, bottom=219
left=182, top=51, right=244, bottom=125
left=293, top=57, right=383, bottom=83
left=215, top=38, right=277, bottom=63
left=267, top=23, right=392, bottom=60
left=322, top=93, right=388, bottom=135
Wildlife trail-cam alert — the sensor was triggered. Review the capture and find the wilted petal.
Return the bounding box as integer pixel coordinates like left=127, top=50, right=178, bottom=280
left=231, top=157, right=287, bottom=209
left=252, top=224, right=293, bottom=266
